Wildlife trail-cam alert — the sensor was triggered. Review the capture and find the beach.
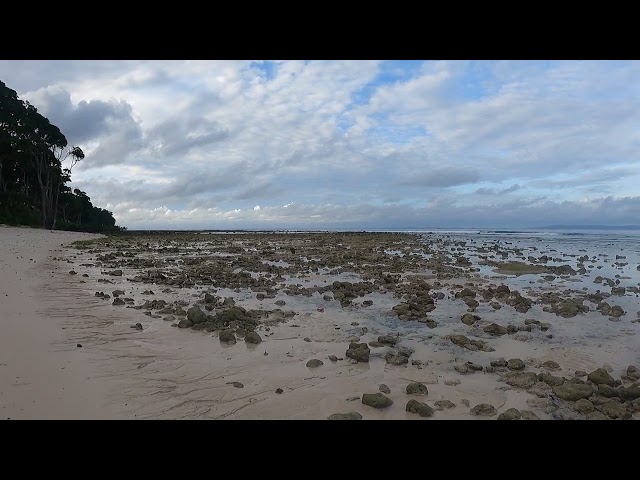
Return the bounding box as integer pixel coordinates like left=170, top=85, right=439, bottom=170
left=1, top=226, right=639, bottom=420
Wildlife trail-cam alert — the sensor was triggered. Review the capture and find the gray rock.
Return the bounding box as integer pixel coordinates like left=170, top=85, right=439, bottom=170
left=362, top=393, right=393, bottom=409
left=597, top=384, right=618, bottom=398
left=245, top=331, right=262, bottom=344
left=306, top=359, right=324, bottom=368
left=617, top=383, right=640, bottom=401
left=434, top=400, right=456, bottom=410
left=219, top=329, right=236, bottom=343
left=406, top=399, right=435, bottom=417
left=538, top=372, right=565, bottom=386
left=484, top=323, right=508, bottom=336
left=455, top=362, right=483, bottom=374
left=505, top=372, right=538, bottom=388
left=627, top=365, right=640, bottom=381
left=490, top=358, right=507, bottom=367
left=385, top=353, right=409, bottom=366
left=112, top=298, right=125, bottom=306
left=586, top=411, right=609, bottom=420
left=461, top=313, right=480, bottom=326
left=600, top=402, right=630, bottom=419
left=573, top=399, right=595, bottom=414
left=346, top=342, right=370, bottom=363
left=226, top=381, right=244, bottom=388
left=328, top=355, right=338, bottom=363
left=379, top=384, right=391, bottom=394
left=406, top=382, right=428, bottom=395
left=497, top=408, right=522, bottom=420
left=187, top=306, right=207, bottom=324
left=327, top=412, right=362, bottom=420
left=274, top=300, right=286, bottom=306
left=542, top=360, right=561, bottom=371
left=470, top=404, right=497, bottom=416
left=553, top=383, right=594, bottom=401
left=520, top=410, right=540, bottom=420
left=178, top=318, right=193, bottom=328
left=378, top=335, right=397, bottom=345
left=587, top=368, right=615, bottom=387
left=507, top=358, right=525, bottom=370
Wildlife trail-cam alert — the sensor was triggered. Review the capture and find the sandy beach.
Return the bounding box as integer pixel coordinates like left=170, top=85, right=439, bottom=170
left=1, top=226, right=639, bottom=420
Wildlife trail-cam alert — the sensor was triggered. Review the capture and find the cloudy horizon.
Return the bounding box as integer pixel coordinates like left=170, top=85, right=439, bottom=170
left=1, top=60, right=639, bottom=230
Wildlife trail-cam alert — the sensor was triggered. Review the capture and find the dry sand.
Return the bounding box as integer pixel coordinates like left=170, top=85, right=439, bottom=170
left=1, top=226, right=638, bottom=420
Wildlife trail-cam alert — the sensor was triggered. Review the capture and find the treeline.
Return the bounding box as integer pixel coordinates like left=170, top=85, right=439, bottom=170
left=0, top=80, right=122, bottom=233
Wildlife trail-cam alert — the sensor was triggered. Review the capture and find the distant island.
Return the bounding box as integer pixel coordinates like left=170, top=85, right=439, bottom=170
left=540, top=225, right=640, bottom=231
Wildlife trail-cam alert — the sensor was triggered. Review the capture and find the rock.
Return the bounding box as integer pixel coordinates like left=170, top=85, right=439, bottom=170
left=520, top=410, right=540, bottom=420
left=163, top=315, right=175, bottom=322
left=498, top=408, right=522, bottom=420
left=368, top=341, right=385, bottom=348
left=328, top=412, right=362, bottom=420
left=450, top=335, right=471, bottom=347
left=575, top=370, right=588, bottom=377
left=461, top=313, right=480, bottom=325
left=573, top=399, right=595, bottom=414
left=542, top=360, right=561, bottom=371
left=76, top=343, right=82, bottom=348
left=444, top=379, right=461, bottom=386
left=470, top=404, right=497, bottom=416
left=406, top=399, right=435, bottom=417
left=112, top=298, right=125, bottom=306
left=304, top=337, right=312, bottom=342
left=597, top=384, right=618, bottom=398
left=538, top=372, right=565, bottom=386
left=507, top=358, right=525, bottom=370
left=306, top=359, right=324, bottom=368
left=130, top=322, right=143, bottom=331
left=455, top=362, right=484, bottom=374
left=275, top=388, right=283, bottom=394
left=587, top=368, right=615, bottom=387
left=379, top=384, right=391, bottom=394
left=491, top=358, right=507, bottom=367
left=245, top=331, right=262, bottom=344
left=600, top=402, right=630, bottom=419
left=505, top=372, right=538, bottom=388
left=219, top=329, right=236, bottom=344
left=385, top=353, right=409, bottom=365
left=586, top=411, right=609, bottom=420
left=434, top=400, right=456, bottom=410
left=226, top=382, right=244, bottom=388
left=112, top=289, right=125, bottom=296
left=328, top=355, right=338, bottom=363
left=346, top=342, right=370, bottom=363
left=178, top=318, right=193, bottom=328
left=378, top=335, right=397, bottom=345
left=627, top=366, right=640, bottom=381
left=69, top=270, right=77, bottom=275
left=610, top=305, right=625, bottom=317
left=362, top=393, right=393, bottom=409
left=617, top=384, right=640, bottom=401
left=484, top=323, right=508, bottom=336
left=552, top=383, right=594, bottom=401
left=406, top=382, right=428, bottom=395
left=186, top=306, right=207, bottom=324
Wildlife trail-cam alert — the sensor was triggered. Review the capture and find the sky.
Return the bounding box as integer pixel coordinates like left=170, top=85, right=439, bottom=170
left=1, top=60, right=639, bottom=230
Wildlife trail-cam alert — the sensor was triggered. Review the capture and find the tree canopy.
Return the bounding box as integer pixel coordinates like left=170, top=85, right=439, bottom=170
left=0, top=80, right=122, bottom=232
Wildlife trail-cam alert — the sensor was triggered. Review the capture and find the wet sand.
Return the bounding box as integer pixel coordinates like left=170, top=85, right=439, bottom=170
left=2, top=227, right=639, bottom=419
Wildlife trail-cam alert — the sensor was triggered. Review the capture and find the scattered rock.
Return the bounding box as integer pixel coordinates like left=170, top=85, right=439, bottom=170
left=490, top=358, right=507, bottom=367
left=178, top=318, right=193, bottom=328
left=275, top=388, right=283, bottom=394
left=245, top=331, right=262, bottom=344
left=186, top=306, right=207, bottom=325
left=362, top=393, right=393, bottom=409
left=600, top=402, right=630, bottom=419
left=505, top=372, right=538, bottom=389
left=378, top=335, right=397, bottom=345
left=587, top=368, right=615, bottom=387
left=520, top=410, right=540, bottom=420
left=434, top=400, right=456, bottom=410
left=542, top=360, right=561, bottom=371
left=538, top=372, right=565, bottom=386
left=552, top=383, right=594, bottom=401
left=130, top=322, right=143, bottom=331
left=346, top=342, right=370, bottom=363
left=385, top=353, right=409, bottom=365
left=226, top=382, right=244, bottom=388
left=618, top=384, right=640, bottom=401
left=76, top=343, right=82, bottom=348
left=328, top=355, right=338, bottom=362
left=498, top=408, right=522, bottom=420
left=112, top=298, right=125, bottom=306
left=328, top=412, right=362, bottom=420
left=461, top=313, right=480, bottom=325
left=573, top=399, right=595, bottom=414
left=507, top=358, right=525, bottom=371
left=484, top=323, right=508, bottom=336
left=406, top=382, right=428, bottom=395
left=306, top=359, right=324, bottom=368
left=219, top=329, right=236, bottom=344
left=406, top=399, right=435, bottom=417
left=586, top=411, right=609, bottom=420
left=470, top=404, right=497, bottom=416
left=627, top=366, right=640, bottom=381
left=379, top=384, right=391, bottom=394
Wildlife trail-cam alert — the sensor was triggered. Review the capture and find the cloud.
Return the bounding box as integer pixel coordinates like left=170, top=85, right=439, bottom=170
left=2, top=60, right=640, bottom=229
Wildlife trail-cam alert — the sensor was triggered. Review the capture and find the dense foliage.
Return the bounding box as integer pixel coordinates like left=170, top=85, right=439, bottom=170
left=0, top=80, right=121, bottom=232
